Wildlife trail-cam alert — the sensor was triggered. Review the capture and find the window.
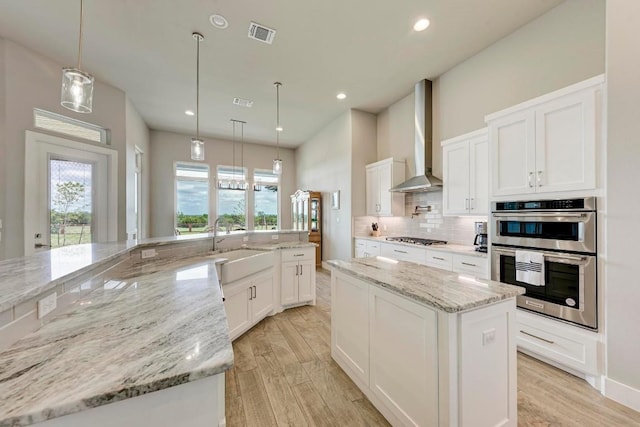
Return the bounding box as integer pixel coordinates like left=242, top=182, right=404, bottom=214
left=254, top=169, right=279, bottom=230
left=175, top=163, right=209, bottom=235
left=34, top=109, right=109, bottom=144
left=217, top=165, right=247, bottom=231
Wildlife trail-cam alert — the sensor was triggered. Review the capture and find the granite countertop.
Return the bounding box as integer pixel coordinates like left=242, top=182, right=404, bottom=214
left=327, top=257, right=524, bottom=313
left=244, top=241, right=318, bottom=250
left=0, top=255, right=233, bottom=427
left=353, top=236, right=488, bottom=258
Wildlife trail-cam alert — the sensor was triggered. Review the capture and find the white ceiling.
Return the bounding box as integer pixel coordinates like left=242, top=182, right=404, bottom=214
left=0, top=0, right=563, bottom=147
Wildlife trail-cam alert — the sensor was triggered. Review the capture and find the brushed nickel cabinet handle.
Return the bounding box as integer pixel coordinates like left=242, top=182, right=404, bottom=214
left=520, top=330, right=554, bottom=344
left=249, top=287, right=253, bottom=301
left=294, top=253, right=304, bottom=257
left=528, top=172, right=534, bottom=188
left=461, top=262, right=477, bottom=267
left=253, top=285, right=256, bottom=299
left=537, top=171, right=543, bottom=187
left=433, top=256, right=445, bottom=261
left=394, top=249, right=408, bottom=254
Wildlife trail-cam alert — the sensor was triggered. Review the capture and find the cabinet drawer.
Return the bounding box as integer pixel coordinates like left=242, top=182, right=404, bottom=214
left=452, top=254, right=488, bottom=278
left=355, top=239, right=366, bottom=248
left=381, top=243, right=426, bottom=264
left=282, top=248, right=314, bottom=262
left=425, top=250, right=453, bottom=270
left=516, top=310, right=599, bottom=375
left=366, top=241, right=381, bottom=256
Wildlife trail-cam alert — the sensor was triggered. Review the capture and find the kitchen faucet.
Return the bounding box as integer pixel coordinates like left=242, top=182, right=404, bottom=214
left=212, top=217, right=232, bottom=251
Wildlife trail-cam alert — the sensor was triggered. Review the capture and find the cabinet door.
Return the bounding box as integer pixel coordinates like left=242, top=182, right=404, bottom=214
left=452, top=254, right=488, bottom=279
left=443, top=141, right=470, bottom=215
left=534, top=90, right=597, bottom=193
left=281, top=261, right=299, bottom=305
left=490, top=111, right=536, bottom=196
left=297, top=260, right=314, bottom=303
left=369, top=285, right=438, bottom=426
left=223, top=282, right=252, bottom=341
left=365, top=166, right=379, bottom=215
left=332, top=272, right=370, bottom=386
left=354, top=239, right=366, bottom=258
left=469, top=136, right=489, bottom=215
left=365, top=241, right=381, bottom=257
left=251, top=270, right=274, bottom=322
left=378, top=162, right=392, bottom=216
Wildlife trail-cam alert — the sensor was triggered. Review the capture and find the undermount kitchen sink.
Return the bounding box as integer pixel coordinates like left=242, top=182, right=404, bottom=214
left=209, top=249, right=274, bottom=284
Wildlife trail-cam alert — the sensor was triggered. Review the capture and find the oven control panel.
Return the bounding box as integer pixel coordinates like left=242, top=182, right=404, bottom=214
left=493, top=197, right=595, bottom=212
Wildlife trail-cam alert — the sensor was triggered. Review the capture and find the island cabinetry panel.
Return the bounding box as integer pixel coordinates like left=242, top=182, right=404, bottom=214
left=369, top=285, right=438, bottom=427
left=224, top=268, right=274, bottom=341
left=331, top=272, right=370, bottom=386
left=365, top=158, right=405, bottom=216
left=442, top=128, right=489, bottom=216
left=281, top=248, right=315, bottom=306
left=488, top=75, right=602, bottom=197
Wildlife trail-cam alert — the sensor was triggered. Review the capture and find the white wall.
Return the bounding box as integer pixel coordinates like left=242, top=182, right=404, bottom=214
left=350, top=110, right=377, bottom=217
left=605, top=0, right=640, bottom=409
left=377, top=0, right=605, bottom=179
left=125, top=97, right=150, bottom=239
left=148, top=130, right=296, bottom=238
left=296, top=111, right=352, bottom=261
left=0, top=39, right=6, bottom=260
left=0, top=38, right=133, bottom=259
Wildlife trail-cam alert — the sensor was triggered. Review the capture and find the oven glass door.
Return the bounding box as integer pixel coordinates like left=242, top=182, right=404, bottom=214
left=492, top=212, right=595, bottom=253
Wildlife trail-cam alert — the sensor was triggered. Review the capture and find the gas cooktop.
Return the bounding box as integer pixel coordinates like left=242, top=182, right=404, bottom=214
left=385, top=237, right=447, bottom=246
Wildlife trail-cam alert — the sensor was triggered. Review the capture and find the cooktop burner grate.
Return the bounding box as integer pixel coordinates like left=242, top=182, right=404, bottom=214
left=385, top=237, right=447, bottom=246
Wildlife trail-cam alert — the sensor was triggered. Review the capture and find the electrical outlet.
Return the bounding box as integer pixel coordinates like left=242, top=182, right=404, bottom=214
left=482, top=328, right=496, bottom=346
left=271, top=235, right=279, bottom=240
left=38, top=292, right=57, bottom=319
left=141, top=249, right=157, bottom=259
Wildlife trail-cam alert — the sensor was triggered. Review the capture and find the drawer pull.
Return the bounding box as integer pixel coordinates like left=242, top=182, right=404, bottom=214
left=294, top=253, right=305, bottom=257
left=461, top=262, right=477, bottom=267
left=394, top=250, right=408, bottom=254
left=433, top=256, right=445, bottom=261
left=520, top=330, right=555, bottom=344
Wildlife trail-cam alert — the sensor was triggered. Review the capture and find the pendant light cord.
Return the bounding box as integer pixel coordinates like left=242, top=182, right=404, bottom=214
left=275, top=82, right=281, bottom=159
left=232, top=120, right=237, bottom=181
left=77, top=0, right=84, bottom=70
left=195, top=35, right=200, bottom=140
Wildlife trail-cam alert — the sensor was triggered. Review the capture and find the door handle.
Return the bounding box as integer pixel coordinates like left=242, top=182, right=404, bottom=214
left=248, top=287, right=253, bottom=301
left=299, top=265, right=303, bottom=276
left=465, top=198, right=469, bottom=210
left=528, top=172, right=534, bottom=188
left=537, top=171, right=543, bottom=187
left=253, top=285, right=256, bottom=299
left=470, top=198, right=475, bottom=210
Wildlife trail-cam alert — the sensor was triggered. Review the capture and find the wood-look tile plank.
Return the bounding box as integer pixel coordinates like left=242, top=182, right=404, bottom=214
left=281, top=361, right=311, bottom=386
left=233, top=334, right=257, bottom=372
left=236, top=368, right=277, bottom=427
left=225, top=394, right=247, bottom=427
left=292, top=381, right=340, bottom=427
left=275, top=316, right=317, bottom=363
left=247, top=326, right=272, bottom=357
left=352, top=398, right=391, bottom=426
left=288, top=314, right=332, bottom=362
left=225, top=365, right=240, bottom=398
left=256, top=353, right=309, bottom=427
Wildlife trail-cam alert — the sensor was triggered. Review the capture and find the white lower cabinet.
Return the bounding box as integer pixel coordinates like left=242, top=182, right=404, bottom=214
left=281, top=248, right=315, bottom=306
left=369, top=285, right=438, bottom=426
left=381, top=242, right=426, bottom=264
left=224, top=269, right=274, bottom=341
left=452, top=253, right=489, bottom=278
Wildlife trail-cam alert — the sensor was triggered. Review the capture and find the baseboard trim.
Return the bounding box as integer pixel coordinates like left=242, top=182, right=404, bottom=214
left=604, top=377, right=640, bottom=412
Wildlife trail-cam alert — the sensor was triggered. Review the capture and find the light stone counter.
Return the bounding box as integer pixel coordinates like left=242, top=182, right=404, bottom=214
left=327, top=256, right=523, bottom=313
left=244, top=241, right=317, bottom=250
left=0, top=255, right=233, bottom=427
left=353, top=235, right=487, bottom=258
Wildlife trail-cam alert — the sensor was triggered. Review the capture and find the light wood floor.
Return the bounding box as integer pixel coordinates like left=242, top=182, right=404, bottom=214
left=226, top=269, right=640, bottom=426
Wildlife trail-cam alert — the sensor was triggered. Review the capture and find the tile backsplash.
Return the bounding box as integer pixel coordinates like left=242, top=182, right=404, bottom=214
left=353, top=192, right=487, bottom=245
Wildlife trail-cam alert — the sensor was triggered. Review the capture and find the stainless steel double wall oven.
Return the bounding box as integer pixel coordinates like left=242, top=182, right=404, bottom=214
left=491, top=198, right=597, bottom=329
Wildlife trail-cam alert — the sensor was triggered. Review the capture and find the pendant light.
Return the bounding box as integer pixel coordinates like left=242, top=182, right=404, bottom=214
left=61, top=0, right=94, bottom=113
left=190, top=32, right=205, bottom=161
left=272, top=82, right=283, bottom=175
left=240, top=120, right=246, bottom=190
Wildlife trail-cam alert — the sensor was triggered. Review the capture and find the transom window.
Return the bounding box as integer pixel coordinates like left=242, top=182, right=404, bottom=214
left=34, top=109, right=109, bottom=144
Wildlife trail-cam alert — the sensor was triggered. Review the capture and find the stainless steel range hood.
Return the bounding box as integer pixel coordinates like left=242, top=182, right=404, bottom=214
left=389, top=79, right=442, bottom=193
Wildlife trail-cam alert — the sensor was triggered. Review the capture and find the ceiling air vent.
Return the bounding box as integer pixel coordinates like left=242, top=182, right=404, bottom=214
left=248, top=22, right=276, bottom=44
left=233, top=97, right=254, bottom=108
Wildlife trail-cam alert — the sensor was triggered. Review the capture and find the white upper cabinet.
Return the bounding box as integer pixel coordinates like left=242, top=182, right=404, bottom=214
left=365, top=158, right=405, bottom=216
left=487, top=75, right=603, bottom=198
left=442, top=128, right=489, bottom=216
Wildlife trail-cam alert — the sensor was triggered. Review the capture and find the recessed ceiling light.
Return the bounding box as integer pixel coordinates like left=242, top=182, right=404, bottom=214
left=210, top=14, right=229, bottom=29
left=413, top=18, right=430, bottom=32
left=185, top=110, right=195, bottom=116
left=336, top=93, right=347, bottom=100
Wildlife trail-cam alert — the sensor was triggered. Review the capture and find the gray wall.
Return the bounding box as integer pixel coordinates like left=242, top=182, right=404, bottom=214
left=350, top=110, right=378, bottom=217
left=0, top=38, right=146, bottom=259
left=296, top=111, right=352, bottom=261
left=148, top=130, right=296, bottom=238
left=0, top=39, right=6, bottom=260
left=605, top=0, right=640, bottom=398
left=377, top=0, right=605, bottom=178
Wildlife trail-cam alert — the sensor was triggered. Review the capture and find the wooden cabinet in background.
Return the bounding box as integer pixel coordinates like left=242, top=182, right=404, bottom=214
left=291, top=190, right=322, bottom=267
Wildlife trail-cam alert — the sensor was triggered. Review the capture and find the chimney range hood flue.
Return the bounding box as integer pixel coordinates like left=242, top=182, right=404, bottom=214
left=389, top=79, right=442, bottom=193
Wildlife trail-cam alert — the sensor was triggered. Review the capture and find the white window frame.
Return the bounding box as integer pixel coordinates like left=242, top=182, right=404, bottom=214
left=174, top=162, right=210, bottom=234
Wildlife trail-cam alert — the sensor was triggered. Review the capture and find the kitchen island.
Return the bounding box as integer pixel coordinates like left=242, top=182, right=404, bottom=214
left=328, top=256, right=525, bottom=427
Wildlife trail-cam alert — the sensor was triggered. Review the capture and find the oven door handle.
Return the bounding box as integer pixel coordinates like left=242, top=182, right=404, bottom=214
left=492, top=212, right=587, bottom=218
left=492, top=247, right=588, bottom=263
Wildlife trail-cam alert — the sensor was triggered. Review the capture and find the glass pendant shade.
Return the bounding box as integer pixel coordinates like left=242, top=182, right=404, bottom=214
left=273, top=158, right=283, bottom=175
left=61, top=67, right=94, bottom=113
left=191, top=138, right=204, bottom=161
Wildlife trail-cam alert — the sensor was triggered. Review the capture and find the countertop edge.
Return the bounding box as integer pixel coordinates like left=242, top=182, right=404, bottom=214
left=352, top=236, right=487, bottom=258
